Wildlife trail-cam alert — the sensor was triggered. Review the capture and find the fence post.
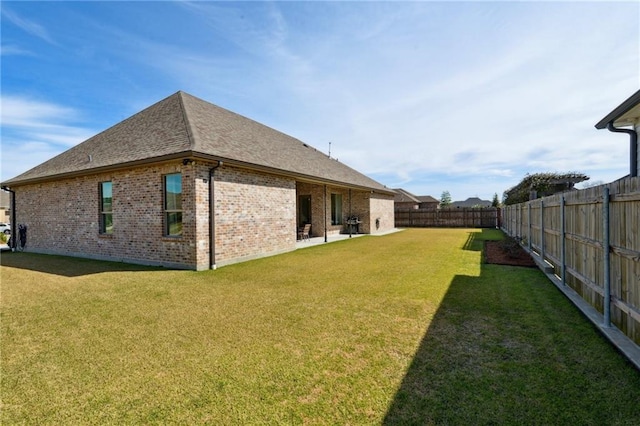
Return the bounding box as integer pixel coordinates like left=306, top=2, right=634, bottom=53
left=603, top=187, right=611, bottom=328
left=504, top=207, right=508, bottom=233
left=560, top=195, right=567, bottom=285
left=527, top=203, right=532, bottom=251
left=510, top=206, right=514, bottom=234
left=540, top=199, right=545, bottom=261
left=519, top=204, right=523, bottom=238
left=560, top=195, right=566, bottom=285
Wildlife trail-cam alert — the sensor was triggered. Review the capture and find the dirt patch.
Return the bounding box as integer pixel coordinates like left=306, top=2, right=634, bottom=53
left=484, top=240, right=537, bottom=268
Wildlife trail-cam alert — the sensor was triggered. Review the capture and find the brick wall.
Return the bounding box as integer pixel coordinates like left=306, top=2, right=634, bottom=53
left=13, top=161, right=299, bottom=270
left=369, top=193, right=396, bottom=234
left=193, top=164, right=211, bottom=269
left=295, top=182, right=393, bottom=236
left=209, top=165, right=297, bottom=268
left=14, top=162, right=197, bottom=268
left=12, top=160, right=391, bottom=269
left=296, top=183, right=348, bottom=237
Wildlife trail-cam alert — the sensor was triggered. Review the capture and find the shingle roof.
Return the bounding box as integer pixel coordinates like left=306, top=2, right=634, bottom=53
left=416, top=195, right=438, bottom=203
left=3, top=91, right=393, bottom=194
left=392, top=188, right=420, bottom=203
left=392, top=189, right=439, bottom=204
left=449, top=197, right=492, bottom=208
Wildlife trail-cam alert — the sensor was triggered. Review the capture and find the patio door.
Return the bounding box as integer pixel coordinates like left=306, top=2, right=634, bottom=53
left=298, top=195, right=311, bottom=228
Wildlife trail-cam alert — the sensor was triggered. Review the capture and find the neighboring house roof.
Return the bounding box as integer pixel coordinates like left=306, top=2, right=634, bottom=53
left=393, top=188, right=440, bottom=204
left=449, top=197, right=492, bottom=208
left=2, top=91, right=394, bottom=194
left=416, top=195, right=438, bottom=203
left=392, top=188, right=420, bottom=203
left=595, top=89, right=640, bottom=128
left=392, top=189, right=439, bottom=204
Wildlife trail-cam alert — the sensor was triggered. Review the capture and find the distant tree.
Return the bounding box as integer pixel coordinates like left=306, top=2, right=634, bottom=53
left=440, top=190, right=452, bottom=208
left=503, top=172, right=589, bottom=205
left=491, top=193, right=500, bottom=207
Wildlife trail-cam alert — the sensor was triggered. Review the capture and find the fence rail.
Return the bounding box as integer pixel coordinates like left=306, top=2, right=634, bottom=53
left=502, top=177, right=640, bottom=346
left=395, top=207, right=500, bottom=228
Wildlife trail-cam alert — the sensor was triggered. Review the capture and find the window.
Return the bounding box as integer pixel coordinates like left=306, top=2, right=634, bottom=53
left=99, top=181, right=113, bottom=234
left=164, top=173, right=182, bottom=236
left=331, top=193, right=343, bottom=225
left=298, top=195, right=311, bottom=228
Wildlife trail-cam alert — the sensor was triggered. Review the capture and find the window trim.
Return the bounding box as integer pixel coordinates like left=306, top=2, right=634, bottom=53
left=163, top=173, right=183, bottom=237
left=331, top=193, right=343, bottom=225
left=99, top=181, right=113, bottom=235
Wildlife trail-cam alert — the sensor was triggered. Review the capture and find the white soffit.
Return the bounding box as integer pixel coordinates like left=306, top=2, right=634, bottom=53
left=614, top=103, right=640, bottom=127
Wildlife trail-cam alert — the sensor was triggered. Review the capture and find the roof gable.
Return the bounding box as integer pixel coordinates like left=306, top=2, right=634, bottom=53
left=4, top=92, right=192, bottom=184
left=392, top=188, right=420, bottom=203
left=3, top=91, right=392, bottom=193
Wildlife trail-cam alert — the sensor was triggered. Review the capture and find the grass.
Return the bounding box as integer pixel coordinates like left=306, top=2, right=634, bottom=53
left=1, top=228, right=639, bottom=425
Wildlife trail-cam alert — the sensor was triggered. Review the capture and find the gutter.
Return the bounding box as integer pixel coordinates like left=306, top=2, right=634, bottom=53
left=1, top=186, right=16, bottom=250
left=2, top=151, right=395, bottom=197
left=209, top=161, right=223, bottom=269
left=594, top=89, right=640, bottom=129
left=606, top=122, right=638, bottom=178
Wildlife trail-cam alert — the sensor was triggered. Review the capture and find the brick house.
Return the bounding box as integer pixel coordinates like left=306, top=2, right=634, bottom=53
left=393, top=188, right=421, bottom=210
left=1, top=91, right=395, bottom=270
left=416, top=195, right=439, bottom=210
left=393, top=189, right=438, bottom=210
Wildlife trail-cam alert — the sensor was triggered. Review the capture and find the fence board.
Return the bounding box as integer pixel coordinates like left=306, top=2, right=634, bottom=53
left=395, top=207, right=499, bottom=228
left=501, top=177, right=640, bottom=346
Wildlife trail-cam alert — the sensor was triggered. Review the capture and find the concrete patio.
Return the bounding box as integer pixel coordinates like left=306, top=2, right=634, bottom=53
left=295, top=233, right=364, bottom=249
left=295, top=228, right=402, bottom=250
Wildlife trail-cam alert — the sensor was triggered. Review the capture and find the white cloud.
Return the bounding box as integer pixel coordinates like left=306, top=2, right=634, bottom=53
left=1, top=95, right=78, bottom=128
left=0, top=44, right=33, bottom=56
left=1, top=7, right=57, bottom=45
left=1, top=1, right=637, bottom=201
left=0, top=96, right=95, bottom=181
left=300, top=2, right=639, bottom=199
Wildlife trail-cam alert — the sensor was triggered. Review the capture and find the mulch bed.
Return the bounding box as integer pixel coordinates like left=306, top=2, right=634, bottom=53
left=484, top=240, right=537, bottom=268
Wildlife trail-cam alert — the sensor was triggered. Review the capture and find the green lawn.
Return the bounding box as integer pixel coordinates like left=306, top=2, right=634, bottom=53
left=2, top=228, right=639, bottom=425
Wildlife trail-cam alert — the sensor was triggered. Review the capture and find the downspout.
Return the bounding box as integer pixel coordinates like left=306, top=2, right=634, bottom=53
left=606, top=121, right=638, bottom=177
left=1, top=186, right=16, bottom=250
left=349, top=188, right=352, bottom=238
left=324, top=185, right=328, bottom=243
left=209, top=161, right=223, bottom=269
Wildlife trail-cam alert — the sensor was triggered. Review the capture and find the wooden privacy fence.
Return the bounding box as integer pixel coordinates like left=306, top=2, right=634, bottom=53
left=502, top=177, right=640, bottom=345
left=395, top=207, right=500, bottom=228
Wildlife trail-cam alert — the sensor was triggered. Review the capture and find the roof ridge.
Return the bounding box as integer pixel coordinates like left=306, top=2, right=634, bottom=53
left=175, top=91, right=196, bottom=151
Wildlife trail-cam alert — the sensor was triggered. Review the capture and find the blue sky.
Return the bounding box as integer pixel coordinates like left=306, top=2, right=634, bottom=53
left=1, top=1, right=639, bottom=201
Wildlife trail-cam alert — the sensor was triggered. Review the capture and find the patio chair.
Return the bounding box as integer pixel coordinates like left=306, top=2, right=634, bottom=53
left=298, top=223, right=311, bottom=241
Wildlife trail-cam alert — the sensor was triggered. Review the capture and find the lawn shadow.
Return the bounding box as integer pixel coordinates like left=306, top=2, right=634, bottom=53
left=0, top=251, right=166, bottom=277
left=462, top=228, right=503, bottom=251
left=383, top=269, right=514, bottom=425
left=383, top=231, right=640, bottom=425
